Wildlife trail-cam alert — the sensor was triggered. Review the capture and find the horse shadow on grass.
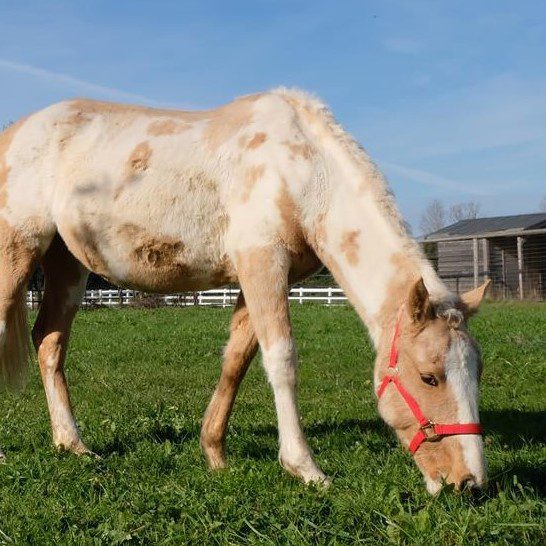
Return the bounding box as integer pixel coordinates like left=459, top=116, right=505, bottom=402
left=230, top=418, right=395, bottom=461
left=481, top=409, right=546, bottom=447
left=95, top=409, right=545, bottom=495
left=95, top=419, right=396, bottom=460
left=96, top=417, right=391, bottom=460
left=97, top=423, right=200, bottom=457
left=481, top=409, right=546, bottom=498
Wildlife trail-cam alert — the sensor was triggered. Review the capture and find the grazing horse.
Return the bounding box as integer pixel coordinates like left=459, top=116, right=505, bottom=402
left=0, top=89, right=489, bottom=493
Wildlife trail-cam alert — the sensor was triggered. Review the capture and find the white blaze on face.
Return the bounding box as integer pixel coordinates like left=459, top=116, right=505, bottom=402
left=445, top=333, right=486, bottom=486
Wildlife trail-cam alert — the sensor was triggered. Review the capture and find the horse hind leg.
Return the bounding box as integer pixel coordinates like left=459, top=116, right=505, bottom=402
left=0, top=222, right=40, bottom=392
left=0, top=216, right=46, bottom=458
left=32, top=234, right=91, bottom=454
left=201, top=293, right=259, bottom=469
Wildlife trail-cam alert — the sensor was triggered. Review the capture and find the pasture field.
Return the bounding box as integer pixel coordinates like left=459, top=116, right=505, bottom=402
left=0, top=302, right=544, bottom=544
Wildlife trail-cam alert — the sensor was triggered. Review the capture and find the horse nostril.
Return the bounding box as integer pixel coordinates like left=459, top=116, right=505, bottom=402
left=459, top=474, right=478, bottom=492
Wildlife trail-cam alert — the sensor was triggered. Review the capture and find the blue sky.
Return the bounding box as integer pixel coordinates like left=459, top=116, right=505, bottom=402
left=1, top=0, right=545, bottom=231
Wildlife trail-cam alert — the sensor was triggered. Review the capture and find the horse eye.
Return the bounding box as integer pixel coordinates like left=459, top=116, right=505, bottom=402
left=420, top=374, right=438, bottom=386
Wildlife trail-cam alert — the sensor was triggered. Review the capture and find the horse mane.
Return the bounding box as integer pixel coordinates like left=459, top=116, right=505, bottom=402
left=271, top=87, right=436, bottom=283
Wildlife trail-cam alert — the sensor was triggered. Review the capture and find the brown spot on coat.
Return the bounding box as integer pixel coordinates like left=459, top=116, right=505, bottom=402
left=116, top=223, right=206, bottom=291
left=246, top=132, right=267, bottom=149
left=283, top=140, right=313, bottom=160
left=203, top=96, right=258, bottom=151
left=116, top=141, right=153, bottom=199
left=117, top=223, right=184, bottom=266
left=340, top=230, right=360, bottom=266
left=127, top=141, right=152, bottom=174
left=134, top=238, right=184, bottom=267
left=276, top=178, right=307, bottom=254
left=147, top=119, right=192, bottom=136
left=241, top=164, right=265, bottom=202
left=176, top=170, right=218, bottom=193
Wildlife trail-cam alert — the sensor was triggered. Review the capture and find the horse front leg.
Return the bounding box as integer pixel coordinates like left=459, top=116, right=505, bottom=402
left=201, top=292, right=258, bottom=469
left=236, top=246, right=329, bottom=485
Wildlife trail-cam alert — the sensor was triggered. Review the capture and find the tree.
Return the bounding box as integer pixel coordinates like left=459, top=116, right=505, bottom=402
left=449, top=201, right=481, bottom=223
left=419, top=199, right=446, bottom=235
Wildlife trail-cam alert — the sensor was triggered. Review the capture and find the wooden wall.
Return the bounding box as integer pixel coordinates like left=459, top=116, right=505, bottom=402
left=435, top=235, right=545, bottom=299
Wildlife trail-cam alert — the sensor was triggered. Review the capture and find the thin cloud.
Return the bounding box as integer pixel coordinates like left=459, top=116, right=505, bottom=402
left=381, top=36, right=424, bottom=55
left=0, top=59, right=173, bottom=107
left=382, top=161, right=494, bottom=196
left=371, top=74, right=546, bottom=160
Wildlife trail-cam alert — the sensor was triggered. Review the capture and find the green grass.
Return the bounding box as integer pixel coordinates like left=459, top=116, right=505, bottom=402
left=0, top=302, right=544, bottom=544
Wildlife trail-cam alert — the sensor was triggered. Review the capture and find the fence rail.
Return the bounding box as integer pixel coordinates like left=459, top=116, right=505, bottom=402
left=26, top=287, right=348, bottom=310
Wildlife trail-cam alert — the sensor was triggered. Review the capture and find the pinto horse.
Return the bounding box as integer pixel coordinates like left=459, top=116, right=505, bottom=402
left=0, top=89, right=489, bottom=493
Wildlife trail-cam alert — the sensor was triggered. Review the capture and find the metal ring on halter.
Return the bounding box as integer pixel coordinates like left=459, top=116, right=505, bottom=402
left=419, top=421, right=439, bottom=441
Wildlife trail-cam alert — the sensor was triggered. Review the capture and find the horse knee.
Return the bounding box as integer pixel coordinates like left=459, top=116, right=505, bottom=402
left=36, top=332, right=63, bottom=369
left=262, top=338, right=297, bottom=388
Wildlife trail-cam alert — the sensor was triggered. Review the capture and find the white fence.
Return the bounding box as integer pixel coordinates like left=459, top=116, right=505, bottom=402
left=26, top=287, right=347, bottom=309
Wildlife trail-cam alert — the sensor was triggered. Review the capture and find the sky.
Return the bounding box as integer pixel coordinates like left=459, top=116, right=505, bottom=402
left=1, top=0, right=545, bottom=232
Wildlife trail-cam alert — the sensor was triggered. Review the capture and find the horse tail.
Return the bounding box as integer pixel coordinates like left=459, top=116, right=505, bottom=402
left=0, top=288, right=31, bottom=392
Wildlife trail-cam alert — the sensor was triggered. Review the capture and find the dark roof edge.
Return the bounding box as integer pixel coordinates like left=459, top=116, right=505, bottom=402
left=423, top=227, right=546, bottom=243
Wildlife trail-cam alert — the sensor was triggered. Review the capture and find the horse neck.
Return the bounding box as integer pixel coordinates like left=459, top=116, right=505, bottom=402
left=303, top=138, right=449, bottom=347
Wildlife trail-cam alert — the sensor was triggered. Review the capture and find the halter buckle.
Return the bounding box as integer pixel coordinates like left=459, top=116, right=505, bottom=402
left=420, top=421, right=439, bottom=441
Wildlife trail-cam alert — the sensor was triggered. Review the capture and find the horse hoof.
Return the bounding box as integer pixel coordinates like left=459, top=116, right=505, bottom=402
left=312, top=475, right=332, bottom=488
left=205, top=450, right=228, bottom=471
left=56, top=440, right=100, bottom=459
left=74, top=445, right=101, bottom=459
left=280, top=456, right=330, bottom=486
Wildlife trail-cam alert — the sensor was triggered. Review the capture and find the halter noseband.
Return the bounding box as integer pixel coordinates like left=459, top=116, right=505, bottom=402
left=376, top=309, right=483, bottom=454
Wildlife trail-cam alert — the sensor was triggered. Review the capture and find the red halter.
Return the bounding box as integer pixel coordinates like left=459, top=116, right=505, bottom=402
left=377, top=309, right=483, bottom=454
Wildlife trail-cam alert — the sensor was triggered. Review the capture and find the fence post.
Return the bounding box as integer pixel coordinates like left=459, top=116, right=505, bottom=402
left=501, top=249, right=507, bottom=299
left=517, top=236, right=524, bottom=300
left=472, top=238, right=479, bottom=289
left=482, top=239, right=489, bottom=281
left=327, top=287, right=332, bottom=305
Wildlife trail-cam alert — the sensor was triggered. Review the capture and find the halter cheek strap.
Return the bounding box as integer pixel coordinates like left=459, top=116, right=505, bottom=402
left=377, top=310, right=483, bottom=455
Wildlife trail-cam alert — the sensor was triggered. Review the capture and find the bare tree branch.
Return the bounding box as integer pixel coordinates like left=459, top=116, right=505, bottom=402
left=449, top=201, right=481, bottom=222
left=419, top=199, right=446, bottom=235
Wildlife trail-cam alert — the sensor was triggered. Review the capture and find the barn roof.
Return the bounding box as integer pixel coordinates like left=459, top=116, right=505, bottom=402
left=423, top=213, right=546, bottom=241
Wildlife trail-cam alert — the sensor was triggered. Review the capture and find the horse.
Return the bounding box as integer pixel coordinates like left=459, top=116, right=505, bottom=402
left=0, top=89, right=489, bottom=493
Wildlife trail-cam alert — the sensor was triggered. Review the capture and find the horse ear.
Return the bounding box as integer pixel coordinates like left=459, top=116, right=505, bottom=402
left=460, top=279, right=491, bottom=317
left=408, top=278, right=434, bottom=324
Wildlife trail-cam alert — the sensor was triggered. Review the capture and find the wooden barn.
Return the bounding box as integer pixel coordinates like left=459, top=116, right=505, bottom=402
left=422, top=213, right=546, bottom=300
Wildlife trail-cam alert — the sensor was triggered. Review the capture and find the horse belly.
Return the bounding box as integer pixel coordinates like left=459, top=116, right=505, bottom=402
left=55, top=170, right=236, bottom=292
